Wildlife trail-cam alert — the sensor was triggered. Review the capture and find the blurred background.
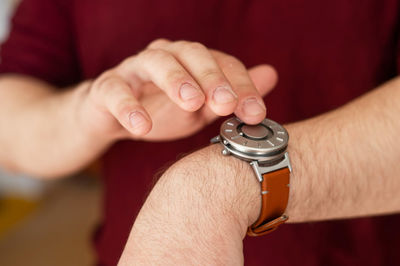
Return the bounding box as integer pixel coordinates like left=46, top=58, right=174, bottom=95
left=0, top=1, right=103, bottom=265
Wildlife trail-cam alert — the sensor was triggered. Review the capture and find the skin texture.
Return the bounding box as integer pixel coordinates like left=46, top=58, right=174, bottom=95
left=119, top=77, right=400, bottom=265
left=0, top=39, right=277, bottom=178
left=1, top=38, right=399, bottom=264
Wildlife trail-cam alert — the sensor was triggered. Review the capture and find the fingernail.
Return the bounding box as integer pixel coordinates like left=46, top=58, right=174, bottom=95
left=213, top=86, right=237, bottom=104
left=129, top=111, right=148, bottom=133
left=180, top=83, right=203, bottom=101
left=243, top=98, right=266, bottom=116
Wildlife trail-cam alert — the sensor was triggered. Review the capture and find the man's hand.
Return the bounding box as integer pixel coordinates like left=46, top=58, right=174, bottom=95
left=0, top=39, right=277, bottom=177
left=81, top=39, right=277, bottom=141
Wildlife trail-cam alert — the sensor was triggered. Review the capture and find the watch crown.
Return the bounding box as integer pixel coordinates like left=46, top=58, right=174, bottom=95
left=210, top=135, right=221, bottom=144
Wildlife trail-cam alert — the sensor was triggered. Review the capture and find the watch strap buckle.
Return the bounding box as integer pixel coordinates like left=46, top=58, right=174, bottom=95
left=247, top=215, right=288, bottom=237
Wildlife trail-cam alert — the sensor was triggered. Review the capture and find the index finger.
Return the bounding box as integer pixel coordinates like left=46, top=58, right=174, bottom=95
left=212, top=51, right=266, bottom=125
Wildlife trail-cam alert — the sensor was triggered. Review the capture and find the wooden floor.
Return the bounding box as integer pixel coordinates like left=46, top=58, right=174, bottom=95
left=0, top=176, right=102, bottom=266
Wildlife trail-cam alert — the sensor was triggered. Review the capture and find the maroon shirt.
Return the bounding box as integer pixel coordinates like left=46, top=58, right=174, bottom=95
left=1, top=0, right=400, bottom=265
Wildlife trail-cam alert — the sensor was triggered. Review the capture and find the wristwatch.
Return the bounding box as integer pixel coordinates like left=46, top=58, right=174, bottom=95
left=210, top=116, right=292, bottom=237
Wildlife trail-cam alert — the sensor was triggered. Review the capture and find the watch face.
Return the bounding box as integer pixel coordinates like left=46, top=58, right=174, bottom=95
left=219, top=117, right=288, bottom=161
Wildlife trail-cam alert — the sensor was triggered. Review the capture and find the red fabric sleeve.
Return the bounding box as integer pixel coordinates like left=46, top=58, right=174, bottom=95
left=0, top=0, right=80, bottom=87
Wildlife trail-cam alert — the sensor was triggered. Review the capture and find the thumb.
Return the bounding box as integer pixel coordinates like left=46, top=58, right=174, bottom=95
left=248, top=64, right=278, bottom=97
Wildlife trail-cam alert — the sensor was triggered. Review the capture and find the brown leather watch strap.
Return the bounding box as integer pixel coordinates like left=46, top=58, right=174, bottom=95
left=247, top=167, right=290, bottom=237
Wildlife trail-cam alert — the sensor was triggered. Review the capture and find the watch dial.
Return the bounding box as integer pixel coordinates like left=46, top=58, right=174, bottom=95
left=220, top=117, right=288, bottom=159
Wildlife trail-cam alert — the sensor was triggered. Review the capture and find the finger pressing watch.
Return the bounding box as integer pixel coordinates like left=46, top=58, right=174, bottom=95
left=211, top=116, right=292, bottom=237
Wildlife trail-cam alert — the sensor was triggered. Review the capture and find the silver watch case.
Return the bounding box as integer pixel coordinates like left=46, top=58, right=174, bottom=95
left=211, top=117, right=292, bottom=182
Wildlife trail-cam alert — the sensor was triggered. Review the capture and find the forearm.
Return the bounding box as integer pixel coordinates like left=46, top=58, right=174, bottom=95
left=286, top=76, right=400, bottom=221
left=120, top=77, right=400, bottom=264
left=0, top=75, right=110, bottom=178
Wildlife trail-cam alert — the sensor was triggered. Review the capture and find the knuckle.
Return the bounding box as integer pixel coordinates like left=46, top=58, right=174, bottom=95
left=119, top=56, right=137, bottom=69
left=165, top=70, right=189, bottom=85
left=174, top=41, right=208, bottom=54
left=185, top=42, right=207, bottom=52
left=199, top=69, right=223, bottom=81
left=148, top=38, right=170, bottom=49
left=95, top=75, right=121, bottom=95
left=235, top=83, right=255, bottom=93
left=219, top=55, right=243, bottom=69
left=140, top=48, right=171, bottom=62
left=174, top=40, right=190, bottom=47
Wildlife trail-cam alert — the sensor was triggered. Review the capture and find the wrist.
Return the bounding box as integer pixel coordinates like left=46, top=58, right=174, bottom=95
left=202, top=124, right=307, bottom=230
left=284, top=122, right=312, bottom=222
left=173, top=124, right=306, bottom=234
left=121, top=145, right=259, bottom=265
left=167, top=144, right=262, bottom=238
